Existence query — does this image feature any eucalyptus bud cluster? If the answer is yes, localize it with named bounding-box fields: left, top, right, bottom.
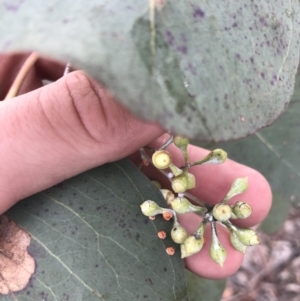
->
left=139, top=135, right=260, bottom=266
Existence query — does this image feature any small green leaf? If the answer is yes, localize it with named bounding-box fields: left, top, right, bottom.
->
left=4, top=160, right=188, bottom=301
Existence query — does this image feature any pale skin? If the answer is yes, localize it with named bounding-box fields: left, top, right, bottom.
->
left=0, top=53, right=272, bottom=279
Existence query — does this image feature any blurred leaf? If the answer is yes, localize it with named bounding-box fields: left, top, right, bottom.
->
left=186, top=270, right=226, bottom=301
left=0, top=1, right=300, bottom=141
left=3, top=160, right=188, bottom=301
left=260, top=193, right=291, bottom=234
left=199, top=70, right=300, bottom=232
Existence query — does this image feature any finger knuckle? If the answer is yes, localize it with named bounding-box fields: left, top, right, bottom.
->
left=62, top=71, right=110, bottom=144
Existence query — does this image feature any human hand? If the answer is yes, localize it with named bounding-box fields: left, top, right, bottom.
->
left=0, top=53, right=272, bottom=279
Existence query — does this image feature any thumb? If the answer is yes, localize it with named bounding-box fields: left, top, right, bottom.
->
left=0, top=70, right=163, bottom=213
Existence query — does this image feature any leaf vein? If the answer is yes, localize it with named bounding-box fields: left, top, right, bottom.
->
left=30, top=234, right=106, bottom=300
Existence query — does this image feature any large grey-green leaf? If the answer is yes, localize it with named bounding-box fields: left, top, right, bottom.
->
left=3, top=160, right=188, bottom=301
left=200, top=70, right=300, bottom=232
left=186, top=270, right=226, bottom=301
left=260, top=193, right=291, bottom=234
left=0, top=1, right=299, bottom=141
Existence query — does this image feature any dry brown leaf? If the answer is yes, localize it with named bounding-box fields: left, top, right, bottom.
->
left=0, top=215, right=35, bottom=295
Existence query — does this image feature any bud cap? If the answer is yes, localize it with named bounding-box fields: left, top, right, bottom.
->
left=152, top=150, right=172, bottom=169
left=232, top=201, right=252, bottom=219
left=212, top=203, right=232, bottom=222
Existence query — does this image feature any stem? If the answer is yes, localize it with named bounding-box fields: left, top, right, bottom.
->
left=4, top=52, right=39, bottom=100
left=139, top=148, right=150, bottom=166
left=194, top=215, right=208, bottom=238
left=159, top=135, right=174, bottom=150
left=210, top=220, right=218, bottom=238
left=181, top=147, right=189, bottom=165
left=169, top=163, right=183, bottom=176
left=144, top=146, right=155, bottom=153
left=181, top=192, right=208, bottom=208
left=63, top=62, right=71, bottom=76
left=222, top=220, right=238, bottom=232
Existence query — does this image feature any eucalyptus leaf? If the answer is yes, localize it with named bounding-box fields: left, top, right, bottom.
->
left=199, top=70, right=300, bottom=232
left=3, top=160, right=188, bottom=301
left=260, top=193, right=291, bottom=234
left=0, top=1, right=299, bottom=141
left=186, top=270, right=226, bottom=301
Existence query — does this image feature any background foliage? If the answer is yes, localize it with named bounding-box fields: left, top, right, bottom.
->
left=186, top=271, right=226, bottom=301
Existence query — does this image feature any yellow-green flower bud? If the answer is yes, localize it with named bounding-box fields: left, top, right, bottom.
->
left=169, top=197, right=189, bottom=213
left=235, top=228, right=259, bottom=246
left=171, top=177, right=187, bottom=193
left=159, top=189, right=175, bottom=204
left=223, top=177, right=248, bottom=203
left=171, top=172, right=196, bottom=193
left=171, top=220, right=188, bottom=244
left=151, top=180, right=161, bottom=189
left=180, top=222, right=205, bottom=258
left=152, top=150, right=172, bottom=169
left=232, top=201, right=252, bottom=219
left=192, top=149, right=227, bottom=166
left=212, top=203, right=232, bottom=222
left=169, top=197, right=206, bottom=214
left=229, top=230, right=247, bottom=253
left=140, top=200, right=164, bottom=217
left=180, top=235, right=204, bottom=258
left=173, top=135, right=189, bottom=148
left=173, top=135, right=189, bottom=162
left=186, top=172, right=196, bottom=189
left=210, top=226, right=227, bottom=267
